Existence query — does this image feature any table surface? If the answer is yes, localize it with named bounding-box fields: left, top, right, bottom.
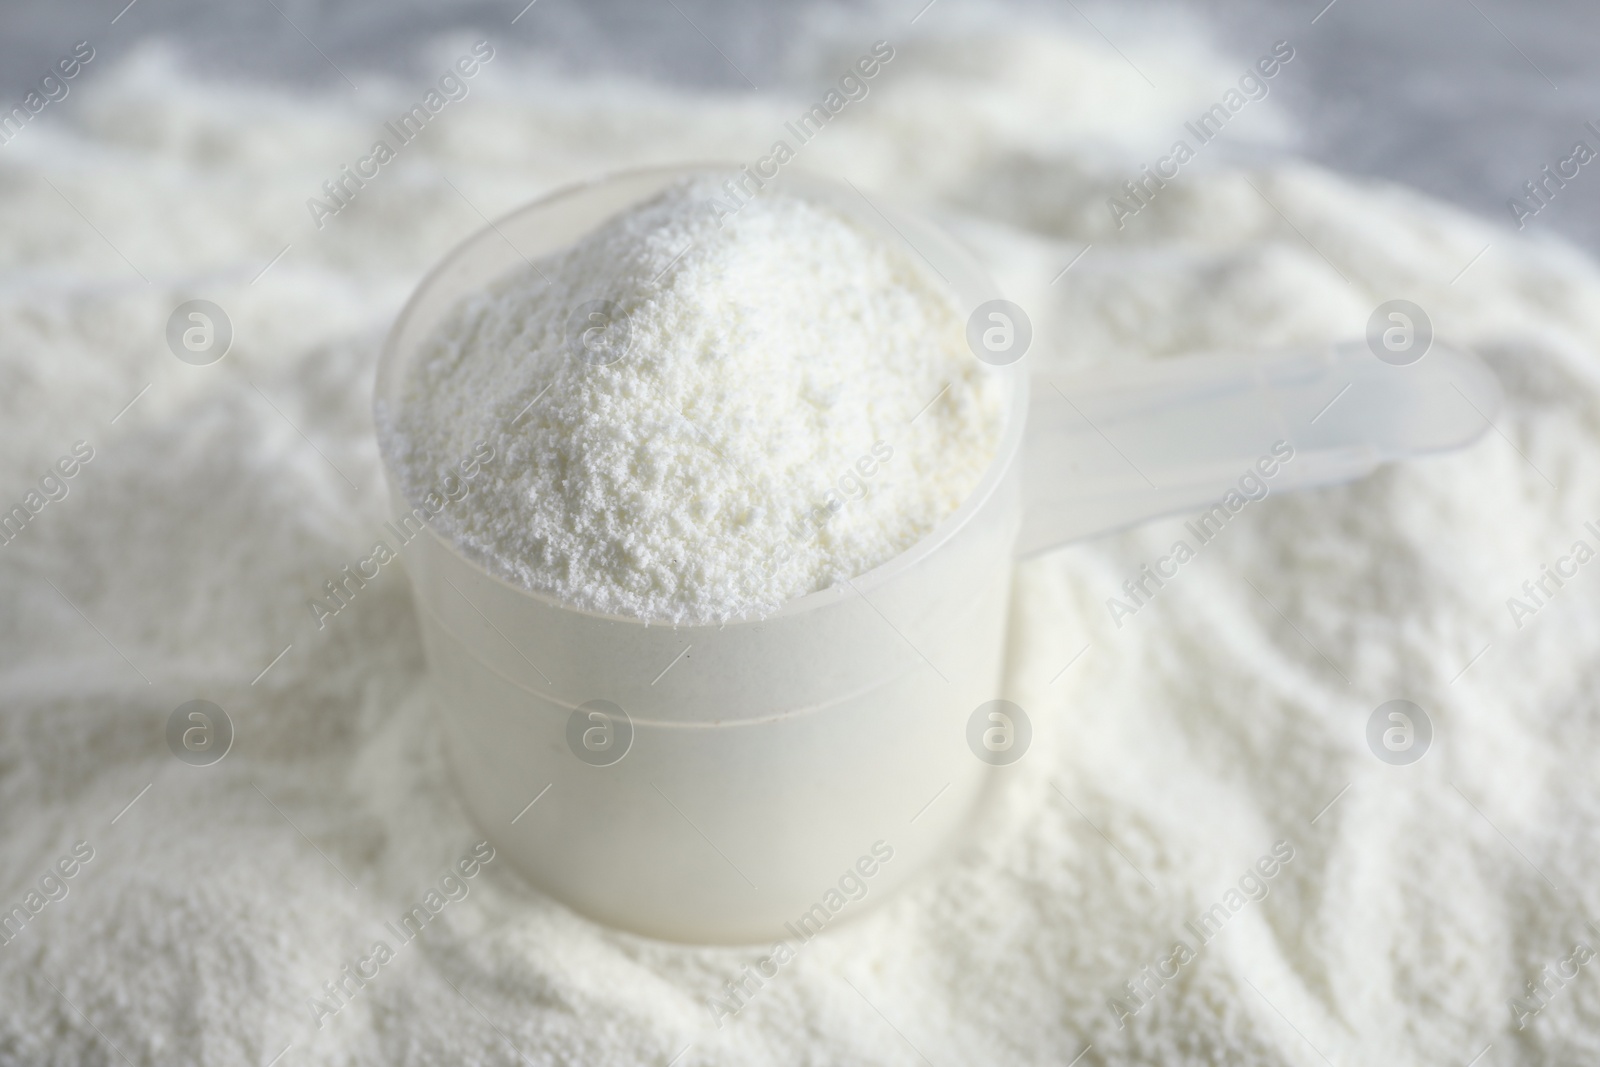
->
left=4, top=0, right=1597, bottom=251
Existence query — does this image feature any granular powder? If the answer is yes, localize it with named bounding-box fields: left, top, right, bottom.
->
left=4, top=13, right=1600, bottom=1067
left=383, top=175, right=1004, bottom=623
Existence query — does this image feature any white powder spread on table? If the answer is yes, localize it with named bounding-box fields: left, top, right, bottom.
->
left=383, top=176, right=1003, bottom=623
left=4, top=13, right=1600, bottom=1067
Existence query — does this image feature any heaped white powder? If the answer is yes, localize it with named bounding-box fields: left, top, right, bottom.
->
left=6, top=13, right=1600, bottom=1067
left=384, top=175, right=1003, bottom=623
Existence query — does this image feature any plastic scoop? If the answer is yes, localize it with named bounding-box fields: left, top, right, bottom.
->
left=1023, top=338, right=1501, bottom=551
left=375, top=165, right=1499, bottom=944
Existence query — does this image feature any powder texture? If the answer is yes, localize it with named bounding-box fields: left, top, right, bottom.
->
left=384, top=176, right=1003, bottom=623
left=3, top=14, right=1600, bottom=1067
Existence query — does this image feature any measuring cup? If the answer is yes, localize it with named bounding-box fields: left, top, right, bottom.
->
left=375, top=164, right=1500, bottom=944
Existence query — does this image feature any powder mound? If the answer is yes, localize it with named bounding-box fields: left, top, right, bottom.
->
left=384, top=175, right=1005, bottom=624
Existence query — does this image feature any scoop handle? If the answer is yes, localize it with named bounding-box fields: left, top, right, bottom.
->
left=1016, top=340, right=1502, bottom=556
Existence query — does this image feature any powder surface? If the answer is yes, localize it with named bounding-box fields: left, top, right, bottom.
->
left=384, top=176, right=1003, bottom=623
left=3, top=13, right=1600, bottom=1067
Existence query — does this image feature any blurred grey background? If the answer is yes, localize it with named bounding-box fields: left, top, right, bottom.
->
left=4, top=0, right=1598, bottom=251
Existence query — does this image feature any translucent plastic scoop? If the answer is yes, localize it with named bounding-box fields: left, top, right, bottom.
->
left=375, top=164, right=1499, bottom=943
left=1023, top=338, right=1501, bottom=551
